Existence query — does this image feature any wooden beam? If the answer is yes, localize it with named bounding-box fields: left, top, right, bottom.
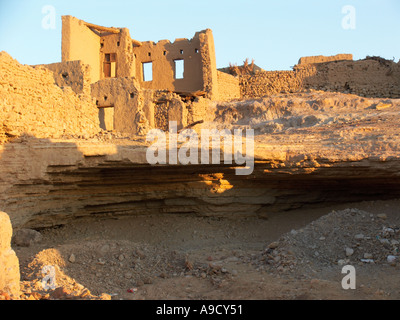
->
left=132, top=39, right=143, bottom=47
left=84, top=22, right=142, bottom=47
left=85, top=22, right=120, bottom=34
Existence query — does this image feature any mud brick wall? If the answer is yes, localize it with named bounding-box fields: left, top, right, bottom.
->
left=239, top=70, right=304, bottom=98
left=239, top=58, right=400, bottom=99
left=300, top=59, right=400, bottom=98
left=0, top=51, right=100, bottom=143
left=297, top=54, right=353, bottom=65
left=41, top=60, right=92, bottom=95
left=217, top=71, right=240, bottom=101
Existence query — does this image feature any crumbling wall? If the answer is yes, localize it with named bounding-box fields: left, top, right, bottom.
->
left=0, top=211, right=20, bottom=298
left=133, top=36, right=203, bottom=93
left=297, top=54, right=353, bottom=65
left=133, top=29, right=218, bottom=100
left=199, top=29, right=219, bottom=100
left=99, top=28, right=137, bottom=79
left=239, top=55, right=400, bottom=99
left=62, top=16, right=101, bottom=83
left=299, top=59, right=400, bottom=98
left=40, top=60, right=92, bottom=95
left=152, top=91, right=188, bottom=132
left=240, top=70, right=305, bottom=98
left=0, top=51, right=100, bottom=142
left=217, top=71, right=240, bottom=101
left=91, top=77, right=145, bottom=135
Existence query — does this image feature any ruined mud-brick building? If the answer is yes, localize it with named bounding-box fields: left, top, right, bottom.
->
left=39, top=16, right=400, bottom=138
left=42, top=16, right=240, bottom=136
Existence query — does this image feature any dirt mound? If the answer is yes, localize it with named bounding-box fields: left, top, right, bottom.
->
left=209, top=91, right=398, bottom=135
left=258, top=208, right=400, bottom=277
left=20, top=240, right=192, bottom=299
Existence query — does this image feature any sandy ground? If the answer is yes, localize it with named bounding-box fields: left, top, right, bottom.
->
left=12, top=198, right=400, bottom=300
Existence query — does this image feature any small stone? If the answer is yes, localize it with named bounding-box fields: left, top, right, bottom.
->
left=12, top=229, right=42, bottom=247
left=118, top=254, right=125, bottom=261
left=143, top=277, right=153, bottom=284
left=134, top=249, right=146, bottom=259
left=100, top=293, right=112, bottom=300
left=319, top=237, right=325, bottom=241
left=80, top=288, right=91, bottom=298
left=200, top=272, right=207, bottom=279
left=377, top=214, right=387, bottom=220
left=364, top=253, right=373, bottom=259
left=387, top=255, right=397, bottom=264
left=361, top=259, right=374, bottom=264
left=338, top=259, right=347, bottom=265
left=268, top=242, right=279, bottom=249
left=124, top=272, right=133, bottom=279
left=68, top=254, right=76, bottom=263
left=375, top=102, right=392, bottom=111
left=50, top=287, right=71, bottom=299
left=345, top=248, right=354, bottom=257
left=354, top=234, right=364, bottom=240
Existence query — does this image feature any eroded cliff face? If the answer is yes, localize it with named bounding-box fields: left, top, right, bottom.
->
left=2, top=50, right=400, bottom=230
left=2, top=128, right=400, bottom=229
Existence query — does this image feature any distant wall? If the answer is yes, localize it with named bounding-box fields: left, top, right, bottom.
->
left=239, top=56, right=400, bottom=99
left=0, top=51, right=100, bottom=142
left=297, top=54, right=353, bottom=65
left=299, top=59, right=400, bottom=98
left=217, top=71, right=240, bottom=101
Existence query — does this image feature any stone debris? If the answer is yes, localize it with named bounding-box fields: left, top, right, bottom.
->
left=345, top=248, right=354, bottom=257
left=256, top=208, right=400, bottom=277
left=18, top=240, right=190, bottom=300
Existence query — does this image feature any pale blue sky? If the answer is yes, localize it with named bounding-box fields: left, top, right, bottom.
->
left=0, top=0, right=399, bottom=70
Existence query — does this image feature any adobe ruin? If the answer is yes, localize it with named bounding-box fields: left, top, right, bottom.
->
left=2, top=15, right=400, bottom=299
left=43, top=16, right=241, bottom=135
left=37, top=16, right=400, bottom=139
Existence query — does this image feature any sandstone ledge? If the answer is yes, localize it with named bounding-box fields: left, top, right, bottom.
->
left=1, top=135, right=400, bottom=229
